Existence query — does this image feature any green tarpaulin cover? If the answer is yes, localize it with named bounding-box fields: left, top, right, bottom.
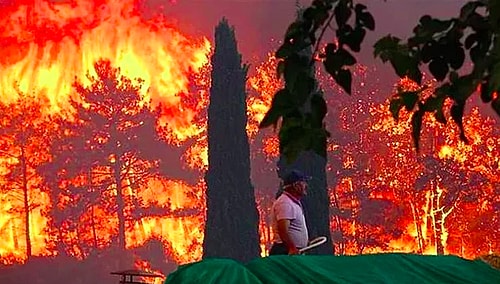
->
left=165, top=253, right=500, bottom=284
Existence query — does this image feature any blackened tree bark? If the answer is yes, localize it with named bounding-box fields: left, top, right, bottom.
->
left=276, top=8, right=333, bottom=255
left=203, top=18, right=260, bottom=262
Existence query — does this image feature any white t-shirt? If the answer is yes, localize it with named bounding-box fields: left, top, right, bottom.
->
left=271, top=192, right=309, bottom=248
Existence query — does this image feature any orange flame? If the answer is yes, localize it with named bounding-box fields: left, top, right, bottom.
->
left=0, top=0, right=210, bottom=265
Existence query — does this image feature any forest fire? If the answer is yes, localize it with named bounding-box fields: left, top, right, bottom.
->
left=0, top=0, right=210, bottom=266
left=0, top=0, right=499, bottom=282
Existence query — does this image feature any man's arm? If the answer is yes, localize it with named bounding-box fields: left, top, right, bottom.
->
left=276, top=219, right=299, bottom=255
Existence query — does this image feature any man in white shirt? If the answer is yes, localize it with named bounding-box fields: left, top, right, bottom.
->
left=269, top=169, right=311, bottom=255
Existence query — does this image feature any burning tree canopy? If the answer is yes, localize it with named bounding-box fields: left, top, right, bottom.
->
left=0, top=93, right=55, bottom=262
left=40, top=59, right=170, bottom=255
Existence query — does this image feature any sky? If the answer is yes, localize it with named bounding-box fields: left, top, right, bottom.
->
left=159, top=0, right=467, bottom=63
left=153, top=0, right=471, bottom=97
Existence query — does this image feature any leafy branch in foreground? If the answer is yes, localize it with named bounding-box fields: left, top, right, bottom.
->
left=375, top=0, right=500, bottom=150
left=260, top=0, right=500, bottom=164
left=259, top=0, right=375, bottom=163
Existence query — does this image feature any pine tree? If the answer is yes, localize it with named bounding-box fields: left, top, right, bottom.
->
left=203, top=18, right=260, bottom=262
left=41, top=60, right=167, bottom=253
left=0, top=93, right=54, bottom=261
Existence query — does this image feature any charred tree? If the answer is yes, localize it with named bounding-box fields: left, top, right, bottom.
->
left=0, top=94, right=53, bottom=261
left=276, top=8, right=333, bottom=255
left=203, top=18, right=260, bottom=262
left=40, top=60, right=167, bottom=253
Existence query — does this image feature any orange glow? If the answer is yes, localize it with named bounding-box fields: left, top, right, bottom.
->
left=0, top=0, right=209, bottom=265
left=247, top=54, right=283, bottom=138
left=0, top=1, right=498, bottom=276
left=0, top=0, right=211, bottom=143
left=134, top=259, right=165, bottom=284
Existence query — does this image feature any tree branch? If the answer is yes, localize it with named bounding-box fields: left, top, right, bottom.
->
left=311, top=9, right=336, bottom=64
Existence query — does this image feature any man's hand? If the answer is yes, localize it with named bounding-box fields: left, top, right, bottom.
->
left=288, top=246, right=300, bottom=255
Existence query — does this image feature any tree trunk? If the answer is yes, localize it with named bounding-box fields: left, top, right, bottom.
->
left=90, top=204, right=98, bottom=249
left=435, top=217, right=445, bottom=255
left=114, top=162, right=127, bottom=251
left=410, top=200, right=424, bottom=253
left=87, top=170, right=99, bottom=249
left=203, top=18, right=260, bottom=263
left=20, top=146, right=32, bottom=261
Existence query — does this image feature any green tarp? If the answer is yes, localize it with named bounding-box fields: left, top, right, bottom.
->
left=165, top=253, right=500, bottom=284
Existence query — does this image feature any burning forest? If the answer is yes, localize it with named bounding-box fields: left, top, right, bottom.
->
left=0, top=0, right=499, bottom=283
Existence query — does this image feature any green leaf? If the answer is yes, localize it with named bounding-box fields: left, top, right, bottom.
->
left=285, top=21, right=304, bottom=40
left=390, top=53, right=423, bottom=85
left=313, top=7, right=330, bottom=28
left=429, top=58, right=449, bottom=81
left=460, top=1, right=485, bottom=22
left=434, top=108, right=447, bottom=124
left=324, top=47, right=357, bottom=72
left=323, top=56, right=338, bottom=77
left=337, top=48, right=357, bottom=66
left=409, top=16, right=453, bottom=46
left=373, top=35, right=402, bottom=61
left=450, top=75, right=476, bottom=102
left=333, top=69, right=352, bottom=95
left=468, top=12, right=489, bottom=31
left=354, top=3, right=367, bottom=14
left=360, top=12, right=375, bottom=31
left=480, top=81, right=492, bottom=103
left=423, top=94, right=447, bottom=124
left=421, top=41, right=438, bottom=63
left=450, top=101, right=469, bottom=143
left=355, top=4, right=375, bottom=31
left=334, top=0, right=352, bottom=28
left=446, top=44, right=466, bottom=70
left=310, top=94, right=328, bottom=126
left=303, top=7, right=316, bottom=21
left=423, top=94, right=445, bottom=111
left=400, top=90, right=420, bottom=110
left=347, top=26, right=366, bottom=52
left=325, top=42, right=337, bottom=55
left=259, top=89, right=293, bottom=128
left=411, top=108, right=424, bottom=151
left=389, top=97, right=404, bottom=121
left=276, top=42, right=293, bottom=59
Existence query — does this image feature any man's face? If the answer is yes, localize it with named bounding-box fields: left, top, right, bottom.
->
left=294, top=181, right=308, bottom=197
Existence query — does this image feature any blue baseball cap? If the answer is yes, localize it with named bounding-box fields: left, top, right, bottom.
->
left=283, top=169, right=312, bottom=186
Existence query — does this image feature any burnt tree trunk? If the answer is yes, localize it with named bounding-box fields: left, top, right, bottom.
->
left=410, top=200, right=424, bottom=253
left=114, top=161, right=127, bottom=251
left=203, top=18, right=260, bottom=262
left=20, top=146, right=32, bottom=260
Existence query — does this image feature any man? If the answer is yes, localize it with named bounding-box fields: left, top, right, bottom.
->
left=269, top=169, right=310, bottom=255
